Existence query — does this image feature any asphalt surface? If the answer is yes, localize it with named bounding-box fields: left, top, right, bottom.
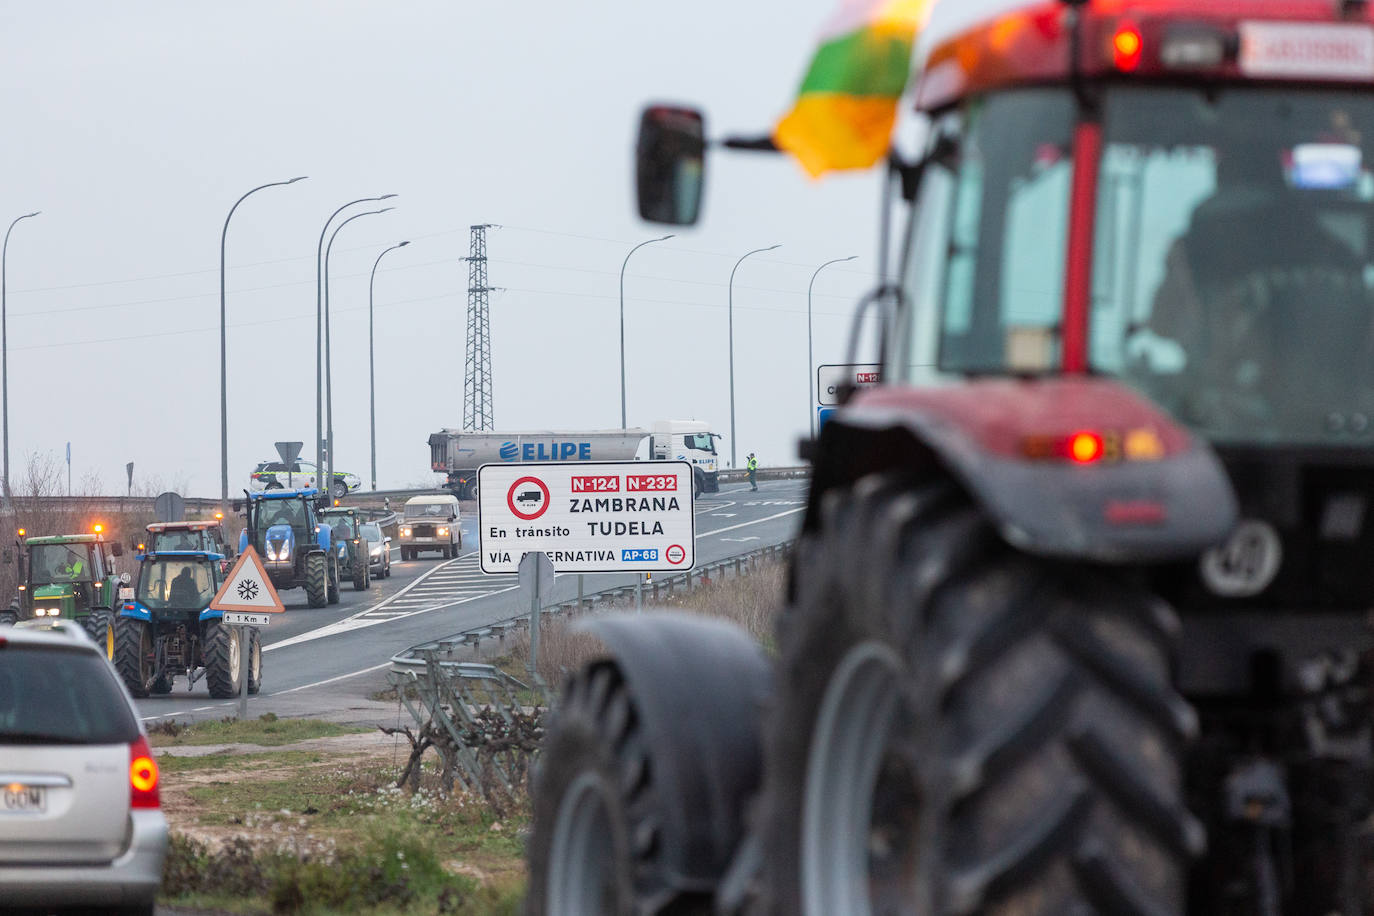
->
left=133, top=478, right=808, bottom=724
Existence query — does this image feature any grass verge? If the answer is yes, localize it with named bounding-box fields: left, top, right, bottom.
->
left=148, top=712, right=369, bottom=747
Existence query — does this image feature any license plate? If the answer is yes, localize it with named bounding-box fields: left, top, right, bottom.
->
left=2, top=784, right=45, bottom=813
left=1239, top=21, right=1374, bottom=80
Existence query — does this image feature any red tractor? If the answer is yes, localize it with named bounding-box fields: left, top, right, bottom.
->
left=527, top=1, right=1374, bottom=913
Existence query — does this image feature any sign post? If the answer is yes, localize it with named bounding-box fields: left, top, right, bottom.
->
left=208, top=546, right=285, bottom=718
left=518, top=551, right=555, bottom=680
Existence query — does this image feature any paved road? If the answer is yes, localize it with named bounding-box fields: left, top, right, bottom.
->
left=134, top=478, right=808, bottom=723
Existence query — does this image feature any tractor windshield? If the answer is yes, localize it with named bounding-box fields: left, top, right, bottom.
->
left=137, top=557, right=215, bottom=610
left=27, top=544, right=96, bottom=586
left=255, top=497, right=307, bottom=531
left=1091, top=87, right=1374, bottom=445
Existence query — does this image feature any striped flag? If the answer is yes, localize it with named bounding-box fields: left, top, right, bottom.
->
left=774, top=0, right=934, bottom=178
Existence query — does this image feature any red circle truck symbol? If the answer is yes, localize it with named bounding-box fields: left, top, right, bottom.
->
left=665, top=544, right=686, bottom=565
left=507, top=477, right=551, bottom=521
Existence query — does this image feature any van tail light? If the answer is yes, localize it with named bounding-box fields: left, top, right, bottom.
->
left=129, top=735, right=160, bottom=809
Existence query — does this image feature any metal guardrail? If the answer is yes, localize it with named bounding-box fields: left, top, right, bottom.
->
left=390, top=539, right=794, bottom=670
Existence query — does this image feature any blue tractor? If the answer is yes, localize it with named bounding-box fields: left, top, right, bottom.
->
left=239, top=488, right=339, bottom=608
left=114, top=550, right=260, bottom=699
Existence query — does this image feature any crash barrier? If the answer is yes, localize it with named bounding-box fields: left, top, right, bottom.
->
left=386, top=539, right=795, bottom=795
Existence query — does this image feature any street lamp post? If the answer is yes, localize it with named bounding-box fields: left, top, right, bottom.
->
left=728, top=244, right=780, bottom=469
left=368, top=241, right=409, bottom=490
left=808, top=256, right=858, bottom=438
left=323, top=207, right=394, bottom=497
left=619, top=234, right=674, bottom=429
left=220, top=177, right=307, bottom=504
left=315, top=195, right=395, bottom=475
left=2, top=211, right=39, bottom=504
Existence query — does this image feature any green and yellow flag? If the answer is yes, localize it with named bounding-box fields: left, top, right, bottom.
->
left=774, top=0, right=934, bottom=178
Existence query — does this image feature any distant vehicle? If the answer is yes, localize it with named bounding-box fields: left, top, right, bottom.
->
left=248, top=459, right=361, bottom=500
left=318, top=507, right=372, bottom=591
left=0, top=618, right=167, bottom=913
left=360, top=522, right=391, bottom=578
left=0, top=526, right=125, bottom=660
left=428, top=419, right=721, bottom=499
left=398, top=494, right=461, bottom=560
left=115, top=550, right=258, bottom=699
left=237, top=488, right=340, bottom=608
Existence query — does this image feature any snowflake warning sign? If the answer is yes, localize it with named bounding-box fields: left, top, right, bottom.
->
left=210, top=546, right=285, bottom=614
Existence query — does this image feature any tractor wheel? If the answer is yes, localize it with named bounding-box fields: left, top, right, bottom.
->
left=0, top=609, right=16, bottom=628
left=526, top=661, right=695, bottom=916
left=327, top=555, right=341, bottom=604
left=353, top=554, right=369, bottom=590
left=752, top=476, right=1202, bottom=916
left=304, top=553, right=328, bottom=608
left=247, top=627, right=262, bottom=695
left=401, top=547, right=411, bottom=562
left=114, top=617, right=156, bottom=699
left=83, top=610, right=113, bottom=660
left=204, top=621, right=243, bottom=699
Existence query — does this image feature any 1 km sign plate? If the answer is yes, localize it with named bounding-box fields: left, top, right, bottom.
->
left=478, top=461, right=695, bottom=574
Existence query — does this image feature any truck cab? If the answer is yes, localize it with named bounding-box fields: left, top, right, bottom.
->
left=648, top=419, right=720, bottom=495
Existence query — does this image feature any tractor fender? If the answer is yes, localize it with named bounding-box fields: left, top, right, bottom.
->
left=580, top=612, right=772, bottom=893
left=238, top=529, right=248, bottom=554
left=812, top=378, right=1238, bottom=563
left=119, top=602, right=151, bottom=623
left=198, top=608, right=223, bottom=623
left=315, top=522, right=333, bottom=551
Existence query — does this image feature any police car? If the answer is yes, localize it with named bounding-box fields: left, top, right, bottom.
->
left=249, top=459, right=361, bottom=500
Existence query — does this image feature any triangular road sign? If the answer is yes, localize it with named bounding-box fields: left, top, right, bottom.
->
left=210, top=546, right=285, bottom=614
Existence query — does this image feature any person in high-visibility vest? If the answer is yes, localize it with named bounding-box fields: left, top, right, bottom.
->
left=747, top=453, right=758, bottom=492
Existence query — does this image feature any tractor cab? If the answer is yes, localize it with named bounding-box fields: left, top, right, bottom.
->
left=2, top=527, right=125, bottom=657
left=131, top=552, right=223, bottom=620
left=142, top=519, right=232, bottom=562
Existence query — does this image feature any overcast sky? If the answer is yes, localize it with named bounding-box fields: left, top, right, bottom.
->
left=0, top=0, right=1006, bottom=495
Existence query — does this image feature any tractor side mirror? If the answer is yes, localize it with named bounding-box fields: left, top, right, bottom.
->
left=110, top=543, right=124, bottom=557
left=636, top=105, right=705, bottom=226
left=1, top=548, right=11, bottom=565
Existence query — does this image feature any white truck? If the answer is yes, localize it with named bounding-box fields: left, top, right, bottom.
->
left=428, top=420, right=721, bottom=499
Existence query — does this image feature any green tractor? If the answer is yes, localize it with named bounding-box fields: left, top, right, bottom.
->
left=318, top=506, right=371, bottom=591
left=0, top=527, right=126, bottom=658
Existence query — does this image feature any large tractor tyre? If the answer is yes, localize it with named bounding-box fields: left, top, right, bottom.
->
left=352, top=554, right=370, bottom=590
left=0, top=609, right=17, bottom=628
left=304, top=553, right=328, bottom=608
left=327, top=555, right=341, bottom=605
left=83, top=610, right=114, bottom=660
left=526, top=661, right=708, bottom=916
left=247, top=627, right=262, bottom=695
left=204, top=621, right=243, bottom=699
left=752, top=476, right=1203, bottom=916
left=114, top=617, right=156, bottom=699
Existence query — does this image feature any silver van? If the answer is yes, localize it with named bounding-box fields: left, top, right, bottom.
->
left=398, top=494, right=462, bottom=560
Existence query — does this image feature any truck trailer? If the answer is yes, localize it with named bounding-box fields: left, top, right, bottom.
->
left=428, top=419, right=720, bottom=499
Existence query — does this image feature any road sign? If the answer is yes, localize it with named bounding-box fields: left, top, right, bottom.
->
left=817, top=363, right=882, bottom=406
left=518, top=550, right=556, bottom=604
left=209, top=546, right=285, bottom=614
left=221, top=611, right=272, bottom=627
left=153, top=491, right=186, bottom=523
left=478, top=461, right=695, bottom=574
left=275, top=441, right=303, bottom=467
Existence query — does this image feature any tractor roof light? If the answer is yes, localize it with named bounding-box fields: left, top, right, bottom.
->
left=92, top=523, right=104, bottom=534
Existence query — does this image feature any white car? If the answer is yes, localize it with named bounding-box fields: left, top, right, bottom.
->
left=0, top=619, right=167, bottom=914
left=249, top=459, right=362, bottom=500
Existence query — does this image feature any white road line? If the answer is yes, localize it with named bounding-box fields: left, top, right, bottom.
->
left=697, top=507, right=806, bottom=537
left=141, top=704, right=225, bottom=722
left=270, top=662, right=393, bottom=695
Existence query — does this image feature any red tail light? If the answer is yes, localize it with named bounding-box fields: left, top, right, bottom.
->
left=1067, top=431, right=1106, bottom=464
left=129, top=735, right=159, bottom=809
left=1113, top=21, right=1143, bottom=72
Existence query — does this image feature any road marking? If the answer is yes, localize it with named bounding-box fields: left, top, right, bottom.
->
left=270, top=662, right=393, bottom=695
left=697, top=506, right=806, bottom=538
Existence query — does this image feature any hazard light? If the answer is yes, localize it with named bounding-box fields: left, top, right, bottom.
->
left=1112, top=22, right=1143, bottom=72
left=92, top=523, right=104, bottom=534
left=1020, top=428, right=1166, bottom=464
